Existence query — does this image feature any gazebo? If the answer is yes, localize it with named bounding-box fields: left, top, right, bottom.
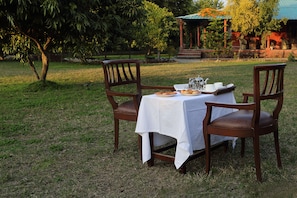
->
left=176, top=0, right=297, bottom=59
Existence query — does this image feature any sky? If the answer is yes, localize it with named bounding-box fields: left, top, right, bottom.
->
left=222, top=0, right=227, bottom=7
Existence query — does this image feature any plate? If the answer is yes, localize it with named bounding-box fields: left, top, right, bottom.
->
left=155, top=93, right=176, bottom=97
left=201, top=89, right=217, bottom=94
left=155, top=91, right=176, bottom=97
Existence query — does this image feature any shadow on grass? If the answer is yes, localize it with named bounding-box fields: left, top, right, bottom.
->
left=24, top=80, right=96, bottom=92
left=25, top=80, right=62, bottom=92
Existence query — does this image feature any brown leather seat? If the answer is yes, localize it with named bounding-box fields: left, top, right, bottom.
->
left=101, top=59, right=174, bottom=152
left=211, top=110, right=274, bottom=130
left=203, top=63, right=286, bottom=182
left=114, top=101, right=137, bottom=118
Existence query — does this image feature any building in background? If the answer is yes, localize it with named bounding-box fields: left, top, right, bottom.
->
left=176, top=0, right=297, bottom=59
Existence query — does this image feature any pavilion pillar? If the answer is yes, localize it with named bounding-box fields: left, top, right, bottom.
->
left=190, top=33, right=193, bottom=48
left=197, top=26, right=201, bottom=48
left=179, top=19, right=184, bottom=49
left=224, top=19, right=227, bottom=48
left=203, top=28, right=207, bottom=46
left=267, top=35, right=271, bottom=49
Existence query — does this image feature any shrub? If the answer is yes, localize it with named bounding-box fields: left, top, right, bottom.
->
left=288, top=52, right=295, bottom=62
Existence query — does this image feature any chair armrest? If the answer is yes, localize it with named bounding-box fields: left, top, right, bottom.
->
left=141, top=85, right=175, bottom=91
left=203, top=102, right=256, bottom=126
left=105, top=90, right=140, bottom=110
left=205, top=101, right=256, bottom=110
left=214, top=85, right=236, bottom=95
left=106, top=90, right=139, bottom=97
left=242, top=93, right=254, bottom=103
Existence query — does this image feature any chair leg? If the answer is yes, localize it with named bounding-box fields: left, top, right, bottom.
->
left=273, top=130, right=282, bottom=168
left=223, top=141, right=229, bottom=152
left=114, top=118, right=119, bottom=151
left=205, top=134, right=211, bottom=174
left=253, top=136, right=262, bottom=182
left=241, top=138, right=245, bottom=157
left=179, top=165, right=187, bottom=174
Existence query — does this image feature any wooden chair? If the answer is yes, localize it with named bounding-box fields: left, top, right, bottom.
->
left=203, top=63, right=286, bottom=182
left=101, top=59, right=174, bottom=152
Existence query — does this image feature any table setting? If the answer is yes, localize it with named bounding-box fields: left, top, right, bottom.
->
left=173, top=75, right=235, bottom=95
left=135, top=75, right=237, bottom=169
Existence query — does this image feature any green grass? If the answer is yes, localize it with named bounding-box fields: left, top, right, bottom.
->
left=1, top=59, right=297, bottom=197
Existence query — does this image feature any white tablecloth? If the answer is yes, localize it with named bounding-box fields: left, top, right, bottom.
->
left=135, top=92, right=237, bottom=169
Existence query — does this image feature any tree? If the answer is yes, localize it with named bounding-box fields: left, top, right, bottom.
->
left=192, top=0, right=224, bottom=12
left=225, top=0, right=286, bottom=48
left=203, top=19, right=231, bottom=59
left=0, top=0, right=145, bottom=81
left=138, top=1, right=178, bottom=60
left=101, top=0, right=146, bottom=55
left=149, top=0, right=193, bottom=16
left=225, top=0, right=260, bottom=36
left=0, top=29, right=9, bottom=60
left=198, top=7, right=226, bottom=17
left=199, top=8, right=231, bottom=59
left=0, top=0, right=102, bottom=81
left=255, top=0, right=286, bottom=48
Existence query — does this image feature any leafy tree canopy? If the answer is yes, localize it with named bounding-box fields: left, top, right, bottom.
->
left=148, top=0, right=193, bottom=16
left=225, top=0, right=285, bottom=36
left=193, top=0, right=224, bottom=12
left=198, top=7, right=226, bottom=17
left=0, top=0, right=145, bottom=81
left=136, top=1, right=177, bottom=58
left=103, top=0, right=146, bottom=53
left=203, top=19, right=231, bottom=58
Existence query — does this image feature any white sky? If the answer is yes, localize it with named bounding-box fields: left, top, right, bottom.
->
left=222, top=0, right=227, bottom=7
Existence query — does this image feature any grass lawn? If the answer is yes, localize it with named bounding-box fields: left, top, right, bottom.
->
left=1, top=59, right=297, bottom=197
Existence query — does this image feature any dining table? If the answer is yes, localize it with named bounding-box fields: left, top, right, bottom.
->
left=135, top=89, right=237, bottom=169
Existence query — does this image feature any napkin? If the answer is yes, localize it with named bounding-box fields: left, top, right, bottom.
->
left=215, top=84, right=236, bottom=95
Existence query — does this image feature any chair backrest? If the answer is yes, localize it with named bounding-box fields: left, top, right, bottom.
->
left=101, top=59, right=142, bottom=109
left=253, top=63, right=286, bottom=120
left=102, top=59, right=142, bottom=92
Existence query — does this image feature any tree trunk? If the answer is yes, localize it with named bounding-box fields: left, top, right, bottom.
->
left=28, top=36, right=51, bottom=81
left=157, top=50, right=160, bottom=61
left=27, top=56, right=40, bottom=80
left=0, top=48, right=3, bottom=60
left=40, top=51, right=49, bottom=81
left=19, top=33, right=51, bottom=81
